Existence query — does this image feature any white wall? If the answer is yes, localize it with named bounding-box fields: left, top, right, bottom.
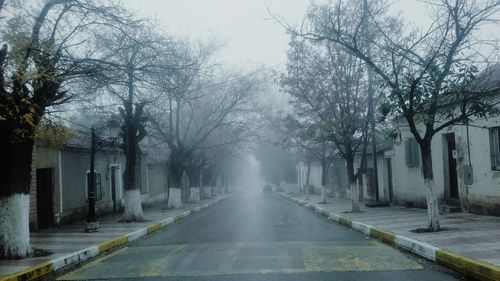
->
left=297, top=162, right=323, bottom=193
left=393, top=116, right=500, bottom=214
left=393, top=125, right=445, bottom=207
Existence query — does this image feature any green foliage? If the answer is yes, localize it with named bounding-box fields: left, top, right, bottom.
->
left=382, top=128, right=400, bottom=141
left=35, top=120, right=73, bottom=148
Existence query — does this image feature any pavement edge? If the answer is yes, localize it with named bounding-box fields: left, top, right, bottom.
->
left=0, top=196, right=228, bottom=281
left=277, top=191, right=500, bottom=281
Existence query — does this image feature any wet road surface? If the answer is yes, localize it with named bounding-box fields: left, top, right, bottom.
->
left=59, top=192, right=461, bottom=281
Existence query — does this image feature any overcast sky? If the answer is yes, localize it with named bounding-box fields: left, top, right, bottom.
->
left=121, top=0, right=498, bottom=69
left=121, top=0, right=309, bottom=69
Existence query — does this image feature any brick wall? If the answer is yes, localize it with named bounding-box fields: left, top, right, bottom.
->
left=29, top=145, right=38, bottom=231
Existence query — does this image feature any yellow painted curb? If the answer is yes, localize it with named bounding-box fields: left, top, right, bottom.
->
left=147, top=223, right=163, bottom=234
left=173, top=214, right=183, bottom=222
left=339, top=217, right=352, bottom=227
left=436, top=250, right=500, bottom=281
left=370, top=227, right=396, bottom=244
left=98, top=236, right=128, bottom=253
left=1, top=262, right=53, bottom=281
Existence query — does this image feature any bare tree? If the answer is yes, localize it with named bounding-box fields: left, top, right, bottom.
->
left=186, top=110, right=257, bottom=199
left=150, top=43, right=262, bottom=206
left=281, top=115, right=336, bottom=203
left=280, top=36, right=370, bottom=212
left=295, top=0, right=500, bottom=230
left=0, top=0, right=137, bottom=258
left=94, top=20, right=174, bottom=221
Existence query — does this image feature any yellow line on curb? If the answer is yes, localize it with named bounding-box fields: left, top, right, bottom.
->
left=173, top=214, right=183, bottom=222
left=147, top=223, right=164, bottom=234
left=339, top=217, right=352, bottom=227
left=370, top=227, right=396, bottom=244
left=98, top=236, right=128, bottom=253
left=436, top=249, right=500, bottom=281
left=0, top=262, right=53, bottom=281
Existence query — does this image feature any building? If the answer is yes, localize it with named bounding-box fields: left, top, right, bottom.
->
left=393, top=116, right=500, bottom=215
left=29, top=133, right=169, bottom=230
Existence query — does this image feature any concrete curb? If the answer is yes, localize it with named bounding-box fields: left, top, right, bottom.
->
left=0, top=196, right=228, bottom=281
left=278, top=192, right=500, bottom=281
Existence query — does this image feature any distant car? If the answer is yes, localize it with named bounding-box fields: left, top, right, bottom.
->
left=262, top=184, right=272, bottom=192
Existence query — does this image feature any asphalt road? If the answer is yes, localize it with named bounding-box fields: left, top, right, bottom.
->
left=59, top=192, right=462, bottom=281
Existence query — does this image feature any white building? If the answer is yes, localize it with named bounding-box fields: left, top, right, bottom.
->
left=393, top=116, right=500, bottom=215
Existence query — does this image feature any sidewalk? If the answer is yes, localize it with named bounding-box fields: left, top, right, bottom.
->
left=279, top=192, right=500, bottom=281
left=0, top=195, right=228, bottom=280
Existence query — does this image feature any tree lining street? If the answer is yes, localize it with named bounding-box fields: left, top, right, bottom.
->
left=58, top=193, right=460, bottom=281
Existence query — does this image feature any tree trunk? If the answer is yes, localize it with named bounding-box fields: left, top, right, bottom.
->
left=346, top=157, right=360, bottom=213
left=421, top=141, right=440, bottom=231
left=188, top=168, right=200, bottom=202
left=320, top=160, right=327, bottom=203
left=305, top=161, right=311, bottom=200
left=0, top=133, right=34, bottom=258
left=122, top=142, right=144, bottom=221
left=167, top=157, right=183, bottom=208
left=122, top=109, right=144, bottom=221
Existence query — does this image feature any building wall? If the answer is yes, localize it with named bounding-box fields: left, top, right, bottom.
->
left=34, top=142, right=172, bottom=226
left=146, top=163, right=168, bottom=204
left=393, top=116, right=500, bottom=214
left=297, top=162, right=322, bottom=193
left=361, top=151, right=395, bottom=203
left=393, top=126, right=444, bottom=208
left=380, top=150, right=396, bottom=203
left=329, top=157, right=348, bottom=197
left=35, top=146, right=126, bottom=224
left=457, top=118, right=500, bottom=215
left=298, top=159, right=350, bottom=196
left=60, top=149, right=120, bottom=222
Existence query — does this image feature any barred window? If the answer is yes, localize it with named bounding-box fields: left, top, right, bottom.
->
left=490, top=127, right=500, bottom=170
left=405, top=138, right=420, bottom=168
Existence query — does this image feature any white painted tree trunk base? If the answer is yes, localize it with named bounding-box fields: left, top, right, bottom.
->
left=0, top=194, right=32, bottom=258
left=320, top=185, right=327, bottom=203
left=350, top=183, right=360, bottom=212
left=122, top=190, right=144, bottom=222
left=215, top=186, right=223, bottom=196
left=168, top=188, right=182, bottom=209
left=426, top=180, right=441, bottom=231
left=202, top=186, right=211, bottom=199
left=189, top=187, right=200, bottom=202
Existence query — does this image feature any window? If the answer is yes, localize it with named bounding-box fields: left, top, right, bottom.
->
left=490, top=127, right=500, bottom=170
left=86, top=171, right=104, bottom=201
left=405, top=138, right=420, bottom=168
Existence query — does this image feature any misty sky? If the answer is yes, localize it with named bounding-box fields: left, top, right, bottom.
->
left=121, top=0, right=497, bottom=68
left=122, top=0, right=309, bottom=68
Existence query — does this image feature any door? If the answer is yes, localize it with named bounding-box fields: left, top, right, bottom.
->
left=446, top=134, right=459, bottom=201
left=36, top=168, right=54, bottom=229
left=386, top=158, right=394, bottom=203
